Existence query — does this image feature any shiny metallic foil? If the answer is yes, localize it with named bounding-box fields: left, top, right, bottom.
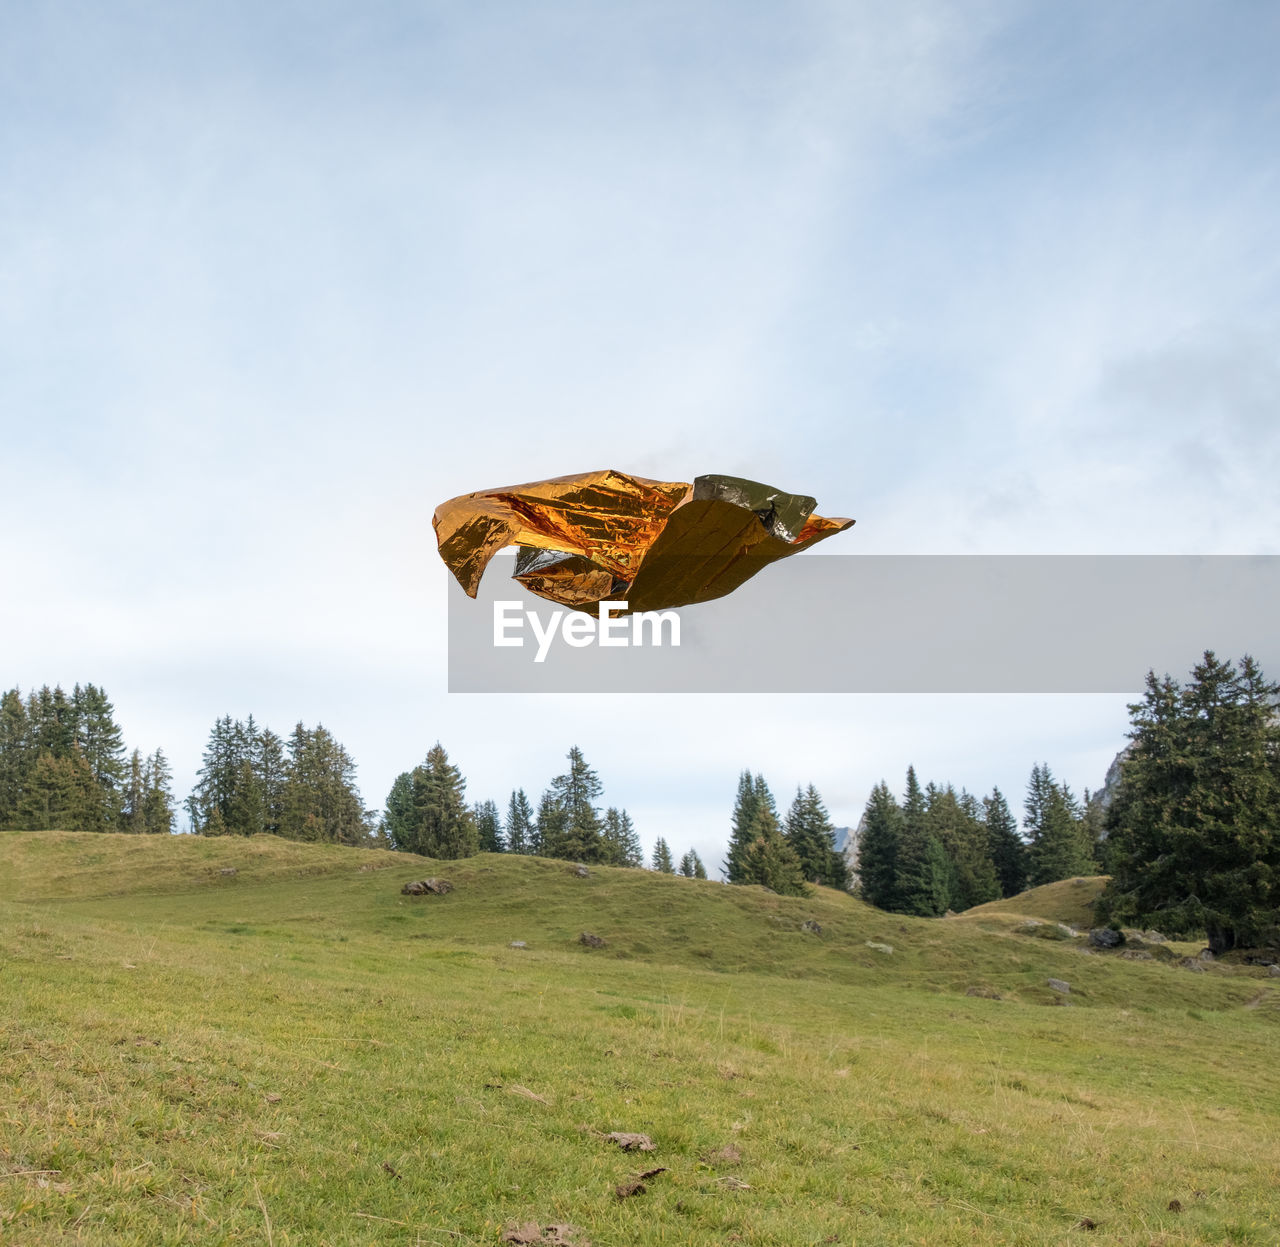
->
left=434, top=468, right=854, bottom=613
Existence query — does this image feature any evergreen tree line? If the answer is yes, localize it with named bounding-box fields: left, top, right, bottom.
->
left=1098, top=652, right=1280, bottom=954
left=186, top=715, right=371, bottom=845
left=856, top=763, right=1098, bottom=917
left=0, top=684, right=173, bottom=833
left=381, top=743, right=705, bottom=870
left=723, top=773, right=850, bottom=898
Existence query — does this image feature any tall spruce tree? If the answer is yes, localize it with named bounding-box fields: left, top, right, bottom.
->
left=1099, top=652, right=1280, bottom=953
left=542, top=746, right=604, bottom=862
left=602, top=807, right=643, bottom=866
left=925, top=785, right=999, bottom=911
left=473, top=799, right=503, bottom=853
left=855, top=781, right=903, bottom=910
left=983, top=787, right=1027, bottom=897
left=383, top=743, right=476, bottom=858
left=278, top=723, right=369, bottom=846
left=16, top=748, right=103, bottom=831
left=784, top=784, right=849, bottom=888
left=0, top=689, right=30, bottom=827
left=725, top=771, right=778, bottom=882
left=505, top=789, right=535, bottom=854
left=651, top=837, right=675, bottom=873
left=1025, top=763, right=1094, bottom=885
left=678, top=849, right=708, bottom=878
left=894, top=767, right=952, bottom=915
left=533, top=790, right=563, bottom=858
left=735, top=803, right=810, bottom=897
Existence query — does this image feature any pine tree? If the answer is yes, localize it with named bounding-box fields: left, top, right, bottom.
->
left=651, top=837, right=675, bottom=873
left=856, top=781, right=903, bottom=910
left=1025, top=763, right=1094, bottom=885
left=71, top=683, right=126, bottom=817
left=1100, top=652, right=1280, bottom=953
left=121, top=749, right=147, bottom=833
left=925, top=785, right=999, bottom=911
left=894, top=767, right=951, bottom=915
left=784, top=784, right=849, bottom=888
left=735, top=804, right=810, bottom=896
left=278, top=723, right=369, bottom=846
left=141, top=749, right=175, bottom=834
left=725, top=771, right=777, bottom=882
left=678, top=849, right=707, bottom=878
left=505, top=789, right=535, bottom=855
left=602, top=807, right=643, bottom=866
left=983, top=787, right=1027, bottom=897
left=0, top=689, right=30, bottom=828
left=16, top=748, right=104, bottom=831
left=545, top=746, right=604, bottom=862
left=474, top=799, right=503, bottom=853
left=382, top=743, right=476, bottom=858
left=533, top=790, right=563, bottom=858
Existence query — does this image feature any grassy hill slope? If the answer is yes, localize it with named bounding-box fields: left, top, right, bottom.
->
left=2, top=832, right=1278, bottom=1246
left=957, top=876, right=1109, bottom=929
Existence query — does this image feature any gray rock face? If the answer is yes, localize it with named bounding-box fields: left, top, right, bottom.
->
left=572, top=864, right=590, bottom=878
left=1088, top=927, right=1124, bottom=949
left=1047, top=978, right=1071, bottom=994
left=401, top=878, right=454, bottom=896
left=801, top=919, right=823, bottom=935
left=1269, top=964, right=1280, bottom=977
left=1142, top=930, right=1168, bottom=943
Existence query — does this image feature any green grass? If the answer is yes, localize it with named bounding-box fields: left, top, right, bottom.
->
left=957, top=876, right=1109, bottom=930
left=2, top=833, right=1279, bottom=1245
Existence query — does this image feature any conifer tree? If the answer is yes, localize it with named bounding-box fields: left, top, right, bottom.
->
left=735, top=804, right=809, bottom=896
left=678, top=849, right=707, bottom=878
left=652, top=837, right=675, bottom=873
left=383, top=743, right=476, bottom=858
left=505, top=789, right=535, bottom=855
left=894, top=767, right=951, bottom=915
left=983, top=787, right=1027, bottom=897
left=856, top=781, right=903, bottom=910
left=121, top=749, right=147, bottom=833
left=141, top=749, right=175, bottom=834
left=1025, top=763, right=1094, bottom=885
left=474, top=799, right=503, bottom=853
left=545, top=746, right=604, bottom=862
left=279, top=723, right=369, bottom=846
left=784, top=784, right=849, bottom=888
left=17, top=748, right=104, bottom=831
left=602, top=807, right=643, bottom=866
left=725, top=771, right=778, bottom=882
left=925, top=785, right=999, bottom=911
left=1100, top=652, right=1280, bottom=953
left=533, top=790, right=563, bottom=858
left=71, top=683, right=126, bottom=812
left=0, top=689, right=30, bottom=827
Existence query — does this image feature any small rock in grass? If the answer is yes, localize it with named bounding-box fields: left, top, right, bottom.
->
left=1047, top=978, right=1070, bottom=994
left=579, top=932, right=606, bottom=949
left=401, top=878, right=453, bottom=896
left=572, top=864, right=590, bottom=878
left=219, top=867, right=237, bottom=876
left=509, top=940, right=528, bottom=949
left=1088, top=928, right=1124, bottom=949
left=865, top=941, right=893, bottom=955
left=605, top=1131, right=655, bottom=1152
left=1167, top=1199, right=1183, bottom=1212
left=1269, top=965, right=1280, bottom=977
left=801, top=919, right=822, bottom=935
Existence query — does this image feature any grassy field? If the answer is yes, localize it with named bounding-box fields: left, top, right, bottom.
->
left=2, top=832, right=1278, bottom=1246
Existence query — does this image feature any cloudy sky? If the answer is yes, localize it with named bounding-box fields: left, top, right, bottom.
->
left=3, top=1, right=1278, bottom=866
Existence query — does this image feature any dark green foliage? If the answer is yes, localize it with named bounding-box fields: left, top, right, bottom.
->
left=505, top=789, right=535, bottom=855
left=533, top=790, right=563, bottom=858
left=278, top=723, right=370, bottom=846
left=602, top=807, right=643, bottom=867
left=1099, top=652, right=1280, bottom=954
left=15, top=747, right=105, bottom=831
left=383, top=743, right=477, bottom=858
left=856, top=781, right=903, bottom=910
left=1025, top=763, right=1095, bottom=886
left=473, top=799, right=503, bottom=853
left=725, top=771, right=778, bottom=883
left=734, top=804, right=810, bottom=897
left=784, top=784, right=850, bottom=889
left=926, top=785, right=1000, bottom=911
left=542, top=747, right=605, bottom=862
left=679, top=849, right=707, bottom=878
left=0, top=684, right=133, bottom=831
left=120, top=749, right=174, bottom=834
left=984, top=787, right=1027, bottom=898
left=651, top=837, right=675, bottom=873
